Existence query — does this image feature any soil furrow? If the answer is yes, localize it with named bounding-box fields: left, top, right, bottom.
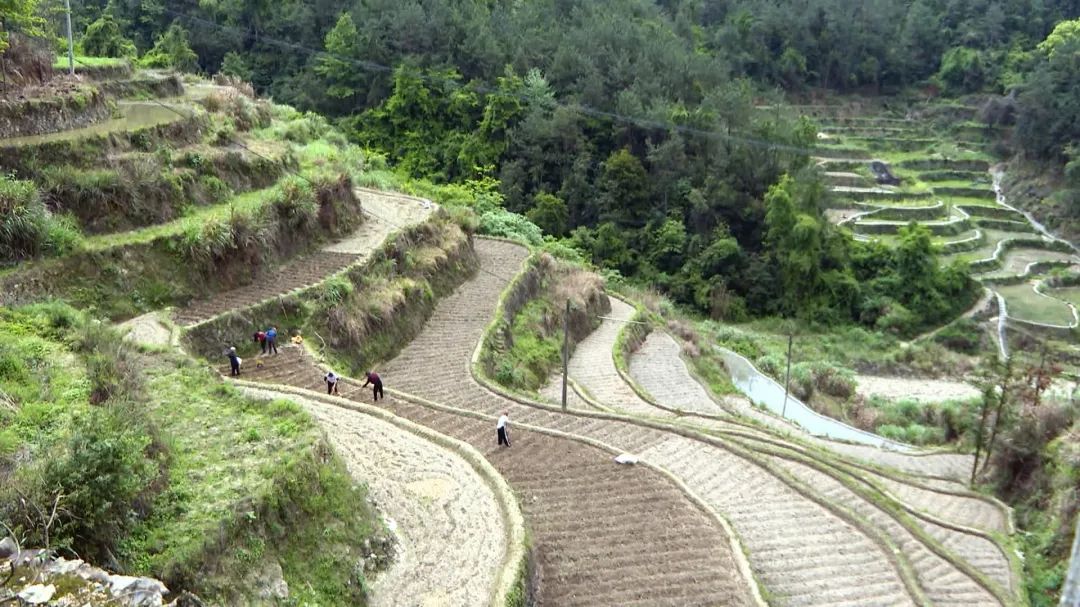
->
left=237, top=386, right=507, bottom=607
left=373, top=239, right=914, bottom=606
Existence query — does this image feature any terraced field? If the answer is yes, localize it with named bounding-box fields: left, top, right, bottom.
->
left=618, top=330, right=1016, bottom=600
left=227, top=240, right=759, bottom=606
left=358, top=241, right=1020, bottom=604
left=238, top=385, right=510, bottom=607
left=139, top=97, right=1031, bottom=602
left=811, top=102, right=1080, bottom=345
left=174, top=189, right=433, bottom=327
left=997, top=282, right=1077, bottom=327
left=0, top=101, right=189, bottom=147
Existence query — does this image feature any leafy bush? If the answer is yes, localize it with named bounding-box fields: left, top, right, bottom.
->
left=36, top=406, right=159, bottom=558
left=273, top=176, right=318, bottom=230
left=479, top=209, right=543, bottom=245
left=140, top=22, right=199, bottom=72
left=80, top=13, right=136, bottom=58
left=934, top=318, right=984, bottom=354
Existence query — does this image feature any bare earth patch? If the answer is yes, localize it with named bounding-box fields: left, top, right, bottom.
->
left=856, top=375, right=980, bottom=402
left=119, top=312, right=173, bottom=347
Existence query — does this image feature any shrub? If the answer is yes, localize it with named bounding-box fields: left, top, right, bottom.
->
left=273, top=176, right=319, bottom=230
left=479, top=209, right=543, bottom=245
left=140, top=22, right=199, bottom=72
left=35, top=407, right=158, bottom=559
left=935, top=318, right=983, bottom=354
left=80, top=13, right=137, bottom=58
left=0, top=174, right=82, bottom=262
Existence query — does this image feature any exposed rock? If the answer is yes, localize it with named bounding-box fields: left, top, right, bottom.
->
left=0, top=537, right=16, bottom=559
left=869, top=160, right=901, bottom=186
left=249, top=560, right=289, bottom=601
left=0, top=537, right=199, bottom=607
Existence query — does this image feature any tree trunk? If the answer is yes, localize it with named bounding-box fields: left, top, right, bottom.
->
left=980, top=359, right=1013, bottom=474
left=970, top=386, right=994, bottom=487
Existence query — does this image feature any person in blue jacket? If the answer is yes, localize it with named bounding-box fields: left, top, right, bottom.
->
left=265, top=326, right=278, bottom=355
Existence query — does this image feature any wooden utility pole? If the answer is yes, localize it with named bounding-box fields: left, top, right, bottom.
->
left=782, top=334, right=793, bottom=418
left=561, top=299, right=570, bottom=411
left=64, top=0, right=74, bottom=75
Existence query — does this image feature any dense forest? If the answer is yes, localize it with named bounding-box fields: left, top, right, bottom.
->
left=16, top=0, right=1080, bottom=331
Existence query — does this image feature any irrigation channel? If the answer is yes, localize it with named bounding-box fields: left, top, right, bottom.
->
left=716, top=347, right=915, bottom=451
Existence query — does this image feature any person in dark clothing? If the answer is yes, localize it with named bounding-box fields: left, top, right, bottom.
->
left=254, top=330, right=267, bottom=354
left=362, top=371, right=383, bottom=401
left=227, top=346, right=241, bottom=377
left=496, top=411, right=510, bottom=447
left=265, top=327, right=278, bottom=355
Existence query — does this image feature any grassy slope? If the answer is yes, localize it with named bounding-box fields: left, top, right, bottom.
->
left=0, top=304, right=385, bottom=605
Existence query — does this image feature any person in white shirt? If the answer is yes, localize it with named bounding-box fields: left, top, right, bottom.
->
left=324, top=371, right=339, bottom=395
left=496, top=411, right=511, bottom=447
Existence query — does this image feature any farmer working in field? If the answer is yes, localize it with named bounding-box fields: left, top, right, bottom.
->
left=226, top=346, right=241, bottom=377
left=362, top=370, right=383, bottom=401
left=496, top=411, right=511, bottom=447
left=265, top=326, right=279, bottom=355
left=253, top=329, right=267, bottom=354
left=324, top=370, right=339, bottom=395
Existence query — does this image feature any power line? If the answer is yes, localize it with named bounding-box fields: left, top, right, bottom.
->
left=156, top=5, right=816, bottom=156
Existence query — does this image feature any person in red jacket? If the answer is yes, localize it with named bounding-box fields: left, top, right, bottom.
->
left=362, top=371, right=383, bottom=402
left=253, top=330, right=267, bottom=354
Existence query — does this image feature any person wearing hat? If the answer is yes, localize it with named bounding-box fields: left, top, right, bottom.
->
left=226, top=346, right=241, bottom=377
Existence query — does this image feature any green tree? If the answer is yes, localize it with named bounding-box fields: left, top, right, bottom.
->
left=649, top=218, right=688, bottom=274
left=0, top=0, right=44, bottom=60
left=218, top=50, right=251, bottom=80
left=936, top=47, right=989, bottom=94
left=598, top=148, right=649, bottom=226
left=80, top=12, right=136, bottom=58
left=139, top=21, right=199, bottom=72
left=1037, top=18, right=1080, bottom=58
left=526, top=192, right=569, bottom=237
left=764, top=174, right=825, bottom=314
left=315, top=13, right=363, bottom=103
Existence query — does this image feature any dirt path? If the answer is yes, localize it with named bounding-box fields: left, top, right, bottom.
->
left=173, top=189, right=433, bottom=327
left=238, top=386, right=506, bottom=607
left=856, top=375, right=980, bottom=403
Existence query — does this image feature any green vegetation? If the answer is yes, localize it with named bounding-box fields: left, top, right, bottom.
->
left=481, top=254, right=606, bottom=392
left=51, top=54, right=127, bottom=69
left=679, top=312, right=988, bottom=447
left=0, top=303, right=385, bottom=604
left=183, top=213, right=478, bottom=374
left=998, top=283, right=1076, bottom=326
left=0, top=174, right=82, bottom=263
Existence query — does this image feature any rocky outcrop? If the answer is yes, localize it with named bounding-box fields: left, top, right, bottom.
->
left=0, top=537, right=202, bottom=607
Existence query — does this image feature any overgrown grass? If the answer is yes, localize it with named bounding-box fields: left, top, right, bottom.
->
left=0, top=175, right=83, bottom=263
left=482, top=255, right=607, bottom=392
left=53, top=55, right=128, bottom=69
left=998, top=283, right=1075, bottom=326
